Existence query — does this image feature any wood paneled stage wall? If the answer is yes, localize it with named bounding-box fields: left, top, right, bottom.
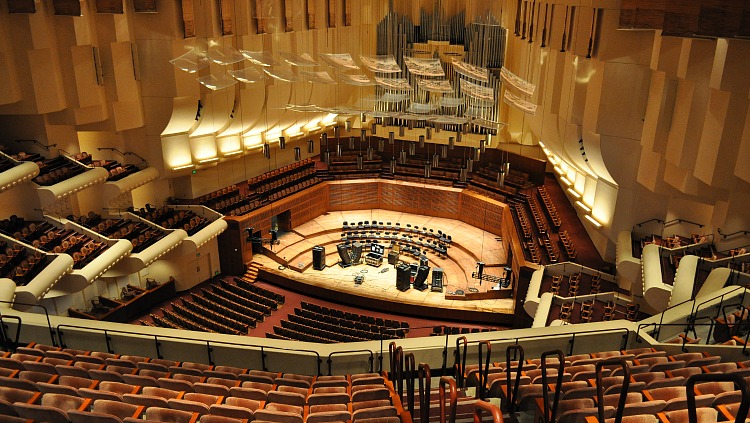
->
left=219, top=179, right=538, bottom=324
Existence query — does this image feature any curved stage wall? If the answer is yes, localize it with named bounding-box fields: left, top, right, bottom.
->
left=219, top=179, right=534, bottom=322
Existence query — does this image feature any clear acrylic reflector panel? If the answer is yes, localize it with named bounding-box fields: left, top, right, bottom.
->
left=300, top=70, right=337, bottom=84
left=228, top=67, right=266, bottom=84
left=319, top=53, right=360, bottom=70
left=337, top=73, right=374, bottom=86
left=207, top=45, right=246, bottom=65
left=263, top=67, right=299, bottom=82
left=197, top=73, right=237, bottom=90
left=241, top=51, right=281, bottom=67
left=374, top=77, right=412, bottom=91
left=279, top=52, right=319, bottom=67
left=441, top=96, right=464, bottom=108
left=418, top=78, right=454, bottom=93
left=453, top=59, right=490, bottom=82
left=170, top=49, right=210, bottom=73
left=360, top=55, right=401, bottom=73
left=403, top=57, right=445, bottom=77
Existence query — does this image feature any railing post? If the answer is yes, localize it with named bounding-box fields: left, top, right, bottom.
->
left=317, top=356, right=322, bottom=376
left=568, top=333, right=575, bottom=355
left=154, top=336, right=162, bottom=359
left=206, top=341, right=214, bottom=366
left=104, top=330, right=113, bottom=354
left=261, top=347, right=267, bottom=371
left=327, top=357, right=333, bottom=376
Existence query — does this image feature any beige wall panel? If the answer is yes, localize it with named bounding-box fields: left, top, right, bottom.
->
left=597, top=9, right=653, bottom=66
left=592, top=61, right=649, bottom=141
left=734, top=104, right=750, bottom=184
left=28, top=49, right=67, bottom=113
left=677, top=38, right=715, bottom=83
left=664, top=79, right=708, bottom=170
left=652, top=36, right=680, bottom=76
left=71, top=45, right=105, bottom=109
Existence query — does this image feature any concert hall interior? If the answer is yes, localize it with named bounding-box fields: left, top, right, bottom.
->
left=0, top=0, right=750, bottom=421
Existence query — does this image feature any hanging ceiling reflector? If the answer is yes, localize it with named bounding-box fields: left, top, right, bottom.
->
left=374, top=77, right=413, bottom=91
left=319, top=53, right=361, bottom=70
left=452, top=59, right=490, bottom=82
left=279, top=51, right=319, bottom=67
left=241, top=50, right=281, bottom=67
left=263, top=67, right=300, bottom=82
left=228, top=67, right=267, bottom=84
left=337, top=73, right=376, bottom=86
left=207, top=45, right=246, bottom=65
left=500, top=67, right=536, bottom=96
left=360, top=55, right=401, bottom=73
left=300, top=70, right=337, bottom=84
left=504, top=90, right=537, bottom=114
left=170, top=48, right=210, bottom=73
left=417, top=78, right=455, bottom=93
left=197, top=73, right=237, bottom=90
left=403, top=57, right=446, bottom=77
left=294, top=147, right=301, bottom=161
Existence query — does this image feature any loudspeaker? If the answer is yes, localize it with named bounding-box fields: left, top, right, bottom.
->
left=351, top=242, right=363, bottom=264
left=477, top=261, right=485, bottom=283
left=413, top=266, right=430, bottom=291
left=312, top=246, right=326, bottom=270
left=338, top=244, right=352, bottom=267
left=431, top=268, right=444, bottom=292
left=396, top=263, right=411, bottom=291
left=388, top=251, right=399, bottom=265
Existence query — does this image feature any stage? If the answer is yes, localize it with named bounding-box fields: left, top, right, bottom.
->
left=252, top=209, right=516, bottom=324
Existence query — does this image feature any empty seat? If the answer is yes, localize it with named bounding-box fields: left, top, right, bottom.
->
left=145, top=406, right=198, bottom=423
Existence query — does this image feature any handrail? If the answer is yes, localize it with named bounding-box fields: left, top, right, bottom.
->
left=634, top=218, right=664, bottom=228
left=472, top=401, right=504, bottom=423
left=405, top=353, right=416, bottom=417
left=476, top=340, right=491, bottom=400
left=439, top=376, right=457, bottom=423
left=378, top=325, right=439, bottom=374
left=663, top=218, right=704, bottom=229
left=636, top=322, right=721, bottom=352
left=689, top=285, right=749, bottom=333
left=0, top=315, right=22, bottom=352
left=0, top=300, right=58, bottom=347
left=453, top=336, right=467, bottom=389
left=327, top=349, right=373, bottom=375
left=418, top=363, right=431, bottom=423
left=456, top=327, right=630, bottom=356
left=505, top=345, right=524, bottom=414
left=718, top=228, right=750, bottom=239
left=394, top=346, right=404, bottom=401
left=686, top=373, right=750, bottom=423
left=597, top=358, right=629, bottom=423
left=540, top=349, right=564, bottom=423
left=56, top=324, right=322, bottom=374
left=389, top=341, right=398, bottom=379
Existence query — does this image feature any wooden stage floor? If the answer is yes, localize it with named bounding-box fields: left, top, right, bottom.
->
left=253, top=209, right=516, bottom=322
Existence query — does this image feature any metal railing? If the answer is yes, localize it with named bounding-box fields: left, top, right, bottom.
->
left=0, top=300, right=58, bottom=348
left=56, top=324, right=323, bottom=374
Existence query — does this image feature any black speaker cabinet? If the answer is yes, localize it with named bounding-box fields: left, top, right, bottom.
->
left=388, top=251, right=399, bottom=265
left=337, top=244, right=352, bottom=267
left=351, top=242, right=363, bottom=263
left=431, top=268, right=444, bottom=292
left=413, top=266, right=430, bottom=291
left=312, top=246, right=326, bottom=270
left=396, top=263, right=411, bottom=291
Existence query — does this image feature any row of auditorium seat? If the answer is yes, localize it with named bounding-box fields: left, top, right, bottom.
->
left=273, top=308, right=404, bottom=344
left=70, top=152, right=143, bottom=182
left=71, top=213, right=167, bottom=254
left=300, top=301, right=408, bottom=330
left=537, top=186, right=562, bottom=228
left=144, top=267, right=285, bottom=335
left=0, top=342, right=406, bottom=423
left=30, top=156, right=87, bottom=186
left=0, top=240, right=48, bottom=286
left=462, top=348, right=750, bottom=423
left=0, top=218, right=109, bottom=269
left=132, top=205, right=209, bottom=237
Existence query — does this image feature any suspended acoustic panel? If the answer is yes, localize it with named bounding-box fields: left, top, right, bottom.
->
left=696, top=0, right=743, bottom=38
left=619, top=0, right=665, bottom=30
left=96, top=0, right=123, bottom=13
left=662, top=0, right=701, bottom=36
left=133, top=0, right=157, bottom=12
left=53, top=0, right=82, bottom=16
left=307, top=0, right=316, bottom=29
left=7, top=0, right=36, bottom=13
